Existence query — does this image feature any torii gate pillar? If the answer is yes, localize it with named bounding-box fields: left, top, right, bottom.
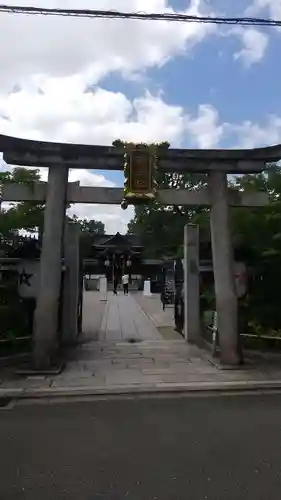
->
left=33, top=166, right=69, bottom=369
left=183, top=224, right=201, bottom=344
left=209, top=171, right=242, bottom=366
left=62, top=221, right=80, bottom=345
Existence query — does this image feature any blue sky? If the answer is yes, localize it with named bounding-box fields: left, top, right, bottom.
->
left=97, top=0, right=281, bottom=187
left=0, top=0, right=280, bottom=232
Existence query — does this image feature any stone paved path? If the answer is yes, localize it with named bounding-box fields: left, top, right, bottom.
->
left=99, top=293, right=162, bottom=342
left=133, top=292, right=175, bottom=328
left=133, top=292, right=182, bottom=340
left=3, top=339, right=281, bottom=397
left=3, top=293, right=281, bottom=397
left=82, top=291, right=106, bottom=341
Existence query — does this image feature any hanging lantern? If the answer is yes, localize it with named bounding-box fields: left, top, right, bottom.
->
left=126, top=259, right=132, bottom=268
left=104, top=258, right=110, bottom=267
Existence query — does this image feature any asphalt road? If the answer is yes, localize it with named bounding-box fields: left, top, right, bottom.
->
left=1, top=393, right=281, bottom=499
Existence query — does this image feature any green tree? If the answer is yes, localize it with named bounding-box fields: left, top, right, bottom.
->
left=127, top=170, right=209, bottom=257
left=0, top=167, right=44, bottom=236
left=127, top=165, right=281, bottom=260
left=71, top=215, right=105, bottom=257
left=0, top=168, right=106, bottom=241
left=229, top=165, right=281, bottom=260
left=73, top=217, right=105, bottom=235
left=226, top=165, right=281, bottom=332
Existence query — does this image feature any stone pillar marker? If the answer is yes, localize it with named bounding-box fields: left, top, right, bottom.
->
left=62, top=221, right=80, bottom=345
left=33, top=165, right=69, bottom=369
left=184, top=224, right=200, bottom=344
left=143, top=279, right=152, bottom=296
left=208, top=171, right=241, bottom=366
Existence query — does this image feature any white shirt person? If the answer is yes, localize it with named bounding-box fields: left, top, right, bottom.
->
left=122, top=274, right=129, bottom=294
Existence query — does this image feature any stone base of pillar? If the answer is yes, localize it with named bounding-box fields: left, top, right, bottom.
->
left=219, top=331, right=244, bottom=367
left=16, top=355, right=64, bottom=376
left=220, top=348, right=243, bottom=367
left=33, top=300, right=61, bottom=370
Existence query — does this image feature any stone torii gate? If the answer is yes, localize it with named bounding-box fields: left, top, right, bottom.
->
left=1, top=134, right=278, bottom=369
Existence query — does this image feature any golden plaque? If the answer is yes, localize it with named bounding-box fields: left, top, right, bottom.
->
left=112, top=140, right=170, bottom=209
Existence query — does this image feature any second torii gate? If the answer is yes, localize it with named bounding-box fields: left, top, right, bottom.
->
left=0, top=133, right=277, bottom=369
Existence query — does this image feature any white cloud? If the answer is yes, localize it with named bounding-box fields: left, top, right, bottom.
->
left=229, top=0, right=281, bottom=66
left=185, top=104, right=225, bottom=148
left=225, top=115, right=281, bottom=149
left=0, top=0, right=279, bottom=234
left=64, top=169, right=134, bottom=235
left=0, top=83, right=186, bottom=145
left=0, top=87, right=187, bottom=233
left=232, top=27, right=269, bottom=66
left=2, top=95, right=281, bottom=232
left=68, top=204, right=134, bottom=235
left=0, top=86, right=226, bottom=233
left=246, top=0, right=281, bottom=22
left=0, top=0, right=215, bottom=90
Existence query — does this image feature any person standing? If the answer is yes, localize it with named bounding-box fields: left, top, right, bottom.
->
left=113, top=275, right=119, bottom=295
left=122, top=273, right=129, bottom=295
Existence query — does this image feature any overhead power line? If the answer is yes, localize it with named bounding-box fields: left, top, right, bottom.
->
left=0, top=5, right=280, bottom=27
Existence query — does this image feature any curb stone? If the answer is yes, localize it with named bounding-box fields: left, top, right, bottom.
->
left=2, top=379, right=281, bottom=400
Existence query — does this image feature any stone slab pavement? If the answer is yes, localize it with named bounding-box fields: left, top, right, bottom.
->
left=99, top=293, right=162, bottom=342
left=81, top=290, right=106, bottom=342
left=133, top=292, right=175, bottom=328
left=2, top=292, right=281, bottom=399
left=2, top=339, right=281, bottom=399
left=133, top=292, right=182, bottom=340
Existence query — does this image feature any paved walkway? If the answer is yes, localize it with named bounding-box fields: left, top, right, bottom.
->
left=133, top=293, right=175, bottom=328
left=3, top=292, right=281, bottom=398
left=3, top=339, right=281, bottom=398
left=133, top=292, right=182, bottom=340
left=81, top=291, right=106, bottom=342
left=99, top=293, right=161, bottom=342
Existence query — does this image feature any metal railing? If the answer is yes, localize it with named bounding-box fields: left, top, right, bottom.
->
left=207, top=311, right=219, bottom=357
left=207, top=311, right=281, bottom=357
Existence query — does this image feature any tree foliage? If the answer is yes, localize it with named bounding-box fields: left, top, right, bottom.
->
left=0, top=167, right=45, bottom=236
left=228, top=166, right=281, bottom=332
left=128, top=164, right=281, bottom=332
left=72, top=217, right=105, bottom=235
left=229, top=165, right=281, bottom=261
left=127, top=170, right=209, bottom=257
left=128, top=165, right=281, bottom=257
left=0, top=168, right=106, bottom=243
left=71, top=215, right=105, bottom=256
